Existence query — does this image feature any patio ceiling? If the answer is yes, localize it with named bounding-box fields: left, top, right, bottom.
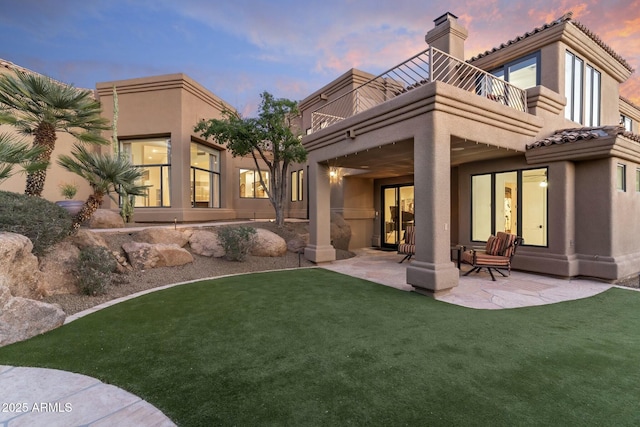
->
left=322, top=137, right=522, bottom=179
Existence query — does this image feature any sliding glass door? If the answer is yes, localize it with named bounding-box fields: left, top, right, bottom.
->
left=382, top=184, right=414, bottom=248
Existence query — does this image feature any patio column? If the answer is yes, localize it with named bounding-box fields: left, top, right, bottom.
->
left=407, top=115, right=459, bottom=296
left=305, top=162, right=336, bottom=263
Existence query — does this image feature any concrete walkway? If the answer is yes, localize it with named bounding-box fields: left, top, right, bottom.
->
left=0, top=365, right=175, bottom=427
left=2, top=246, right=626, bottom=426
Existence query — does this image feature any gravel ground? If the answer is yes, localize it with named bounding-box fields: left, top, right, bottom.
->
left=43, top=221, right=353, bottom=316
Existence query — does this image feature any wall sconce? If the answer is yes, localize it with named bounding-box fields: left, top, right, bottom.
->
left=329, top=167, right=339, bottom=183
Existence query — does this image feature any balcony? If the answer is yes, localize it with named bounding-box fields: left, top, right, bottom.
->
left=311, top=47, right=527, bottom=132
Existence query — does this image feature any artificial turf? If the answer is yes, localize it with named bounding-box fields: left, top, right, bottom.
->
left=1, top=269, right=640, bottom=426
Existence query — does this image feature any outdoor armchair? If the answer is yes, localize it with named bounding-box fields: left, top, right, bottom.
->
left=398, top=225, right=415, bottom=263
left=460, top=232, right=523, bottom=280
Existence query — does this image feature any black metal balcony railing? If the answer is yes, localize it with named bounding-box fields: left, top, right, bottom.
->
left=311, top=47, right=527, bottom=132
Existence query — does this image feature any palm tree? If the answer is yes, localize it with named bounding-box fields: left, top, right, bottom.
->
left=0, top=133, right=46, bottom=184
left=0, top=71, right=110, bottom=196
left=57, top=145, right=148, bottom=231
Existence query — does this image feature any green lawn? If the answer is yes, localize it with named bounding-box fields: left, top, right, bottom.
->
left=1, top=269, right=639, bottom=426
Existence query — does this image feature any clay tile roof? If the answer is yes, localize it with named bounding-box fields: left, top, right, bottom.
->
left=0, top=57, right=93, bottom=94
left=526, top=126, right=640, bottom=150
left=469, top=12, right=634, bottom=73
left=620, top=95, right=640, bottom=110
left=0, top=58, right=33, bottom=75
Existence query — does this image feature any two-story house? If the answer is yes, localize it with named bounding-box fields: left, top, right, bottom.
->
left=299, top=12, right=640, bottom=295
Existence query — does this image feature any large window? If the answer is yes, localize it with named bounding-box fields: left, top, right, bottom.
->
left=565, top=51, right=600, bottom=126
left=240, top=169, right=270, bottom=198
left=585, top=64, right=601, bottom=126
left=190, top=142, right=220, bottom=208
left=121, top=137, right=171, bottom=207
left=617, top=163, right=626, bottom=192
left=491, top=52, right=540, bottom=90
left=471, top=168, right=548, bottom=246
left=291, top=169, right=304, bottom=201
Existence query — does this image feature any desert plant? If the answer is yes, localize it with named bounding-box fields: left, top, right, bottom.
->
left=0, top=190, right=73, bottom=255
left=0, top=71, right=110, bottom=196
left=217, top=226, right=257, bottom=261
left=75, top=245, right=118, bottom=296
left=0, top=133, right=46, bottom=184
left=57, top=144, right=148, bottom=231
left=58, top=182, right=78, bottom=199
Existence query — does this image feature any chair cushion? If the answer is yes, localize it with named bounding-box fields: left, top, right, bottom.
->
left=496, top=232, right=517, bottom=257
left=461, top=250, right=510, bottom=267
left=473, top=253, right=511, bottom=267
left=485, top=235, right=501, bottom=255
left=398, top=243, right=415, bottom=255
left=461, top=250, right=475, bottom=264
left=403, top=226, right=416, bottom=245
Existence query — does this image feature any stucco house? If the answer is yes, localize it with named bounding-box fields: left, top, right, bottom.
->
left=94, top=74, right=307, bottom=223
left=299, top=12, right=640, bottom=295
left=0, top=68, right=307, bottom=223
left=1, top=11, right=639, bottom=296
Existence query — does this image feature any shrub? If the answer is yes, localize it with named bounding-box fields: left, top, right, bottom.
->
left=75, top=245, right=119, bottom=296
left=58, top=182, right=78, bottom=199
left=217, top=226, right=257, bottom=261
left=0, top=190, right=73, bottom=256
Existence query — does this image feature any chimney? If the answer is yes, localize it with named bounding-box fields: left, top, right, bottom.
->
left=425, top=12, right=468, bottom=60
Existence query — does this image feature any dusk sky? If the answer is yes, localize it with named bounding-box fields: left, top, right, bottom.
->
left=0, top=0, right=638, bottom=117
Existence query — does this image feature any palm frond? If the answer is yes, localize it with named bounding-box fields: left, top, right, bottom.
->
left=57, top=144, right=148, bottom=199
left=0, top=133, right=46, bottom=182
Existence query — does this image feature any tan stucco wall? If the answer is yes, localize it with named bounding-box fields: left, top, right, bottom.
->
left=96, top=73, right=281, bottom=223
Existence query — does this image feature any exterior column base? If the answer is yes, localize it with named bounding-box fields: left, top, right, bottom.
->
left=406, top=260, right=459, bottom=297
left=304, top=245, right=336, bottom=264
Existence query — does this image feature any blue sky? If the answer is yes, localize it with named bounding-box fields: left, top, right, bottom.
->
left=0, top=0, right=637, bottom=116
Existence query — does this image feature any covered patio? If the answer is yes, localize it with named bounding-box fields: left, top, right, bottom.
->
left=322, top=248, right=615, bottom=309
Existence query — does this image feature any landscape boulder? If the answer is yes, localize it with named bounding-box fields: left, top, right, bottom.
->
left=122, top=241, right=193, bottom=269
left=189, top=230, right=225, bottom=257
left=68, top=229, right=109, bottom=250
left=287, top=233, right=309, bottom=253
left=0, top=285, right=66, bottom=347
left=155, top=243, right=194, bottom=267
left=88, top=209, right=124, bottom=229
left=0, top=232, right=46, bottom=299
left=122, top=241, right=159, bottom=270
left=38, top=241, right=80, bottom=295
left=250, top=228, right=287, bottom=257
left=330, top=212, right=351, bottom=251
left=132, top=228, right=190, bottom=247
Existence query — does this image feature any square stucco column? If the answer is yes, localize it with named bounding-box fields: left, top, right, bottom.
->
left=305, top=162, right=336, bottom=263
left=406, top=119, right=459, bottom=296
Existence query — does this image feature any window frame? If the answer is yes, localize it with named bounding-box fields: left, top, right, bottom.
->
left=239, top=168, right=270, bottom=199
left=490, top=51, right=541, bottom=90
left=565, top=50, right=601, bottom=126
left=470, top=167, right=549, bottom=247
left=291, top=169, right=304, bottom=202
left=585, top=64, right=601, bottom=126
left=616, top=163, right=626, bottom=192
left=190, top=142, right=221, bottom=208
left=120, top=137, right=172, bottom=208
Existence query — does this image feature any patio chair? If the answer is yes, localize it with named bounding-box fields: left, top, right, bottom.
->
left=460, top=232, right=523, bottom=281
left=398, top=225, right=415, bottom=263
